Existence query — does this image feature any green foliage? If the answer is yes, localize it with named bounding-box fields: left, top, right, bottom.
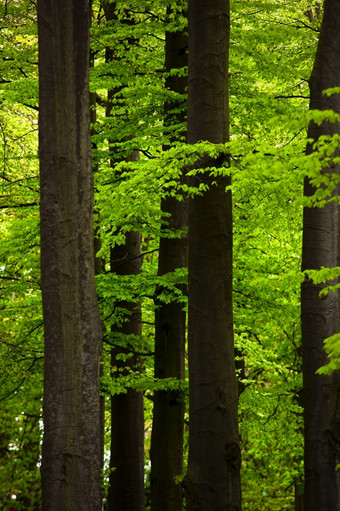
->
left=228, top=0, right=318, bottom=506
left=0, top=4, right=42, bottom=506
left=316, top=333, right=340, bottom=374
left=1, top=0, right=337, bottom=508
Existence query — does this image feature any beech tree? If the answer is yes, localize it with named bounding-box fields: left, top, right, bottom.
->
left=184, top=1, right=241, bottom=509
left=101, top=5, right=145, bottom=510
left=107, top=229, right=145, bottom=511
left=302, top=0, right=340, bottom=509
left=150, top=6, right=188, bottom=510
left=37, top=1, right=102, bottom=509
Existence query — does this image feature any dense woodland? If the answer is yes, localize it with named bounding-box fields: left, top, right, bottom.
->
left=1, top=0, right=340, bottom=509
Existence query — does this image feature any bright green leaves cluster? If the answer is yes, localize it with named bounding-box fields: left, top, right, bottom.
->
left=230, top=0, right=318, bottom=142
left=0, top=4, right=42, bottom=507
left=316, top=332, right=340, bottom=374
left=228, top=0, right=319, bottom=506
left=0, top=0, right=38, bottom=109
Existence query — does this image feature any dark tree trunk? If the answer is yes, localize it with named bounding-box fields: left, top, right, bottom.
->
left=38, top=1, right=102, bottom=510
left=295, top=480, right=304, bottom=511
left=107, top=233, right=145, bottom=511
left=184, top=1, right=241, bottom=510
left=150, top=9, right=188, bottom=511
left=302, top=1, right=340, bottom=510
left=103, top=6, right=145, bottom=509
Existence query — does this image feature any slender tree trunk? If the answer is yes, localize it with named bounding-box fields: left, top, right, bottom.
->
left=107, top=231, right=145, bottom=511
left=302, top=2, right=340, bottom=510
left=150, top=9, right=188, bottom=511
left=102, top=6, right=145, bottom=509
left=184, top=2, right=241, bottom=510
left=38, top=1, right=102, bottom=510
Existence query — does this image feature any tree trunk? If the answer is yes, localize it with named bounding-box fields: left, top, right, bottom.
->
left=302, top=1, right=340, bottom=510
left=150, top=10, right=188, bottom=511
left=107, top=233, right=145, bottom=511
left=184, top=1, right=241, bottom=510
left=102, top=6, right=145, bottom=509
left=38, top=1, right=102, bottom=510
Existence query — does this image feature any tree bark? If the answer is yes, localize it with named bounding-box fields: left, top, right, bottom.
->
left=107, top=233, right=145, bottom=511
left=38, top=1, right=102, bottom=510
left=150, top=9, right=188, bottom=511
left=102, top=6, right=145, bottom=509
left=185, top=1, right=241, bottom=510
left=302, top=1, right=340, bottom=510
